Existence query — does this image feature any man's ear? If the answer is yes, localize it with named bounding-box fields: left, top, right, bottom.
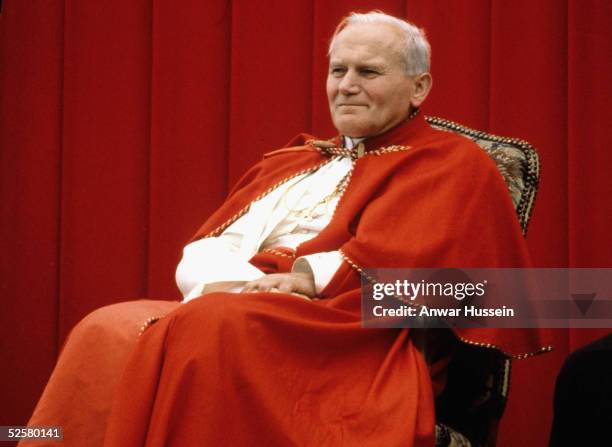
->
left=410, top=73, right=433, bottom=108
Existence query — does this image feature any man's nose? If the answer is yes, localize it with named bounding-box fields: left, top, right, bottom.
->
left=338, top=71, right=360, bottom=95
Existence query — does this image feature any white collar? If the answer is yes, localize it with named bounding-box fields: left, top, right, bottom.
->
left=343, top=136, right=366, bottom=149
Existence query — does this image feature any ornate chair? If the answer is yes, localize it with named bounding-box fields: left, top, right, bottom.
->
left=424, top=116, right=540, bottom=447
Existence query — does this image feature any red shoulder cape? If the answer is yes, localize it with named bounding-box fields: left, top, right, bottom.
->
left=191, top=113, right=550, bottom=359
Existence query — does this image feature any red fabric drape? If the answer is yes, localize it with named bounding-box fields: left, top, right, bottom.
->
left=1, top=1, right=611, bottom=446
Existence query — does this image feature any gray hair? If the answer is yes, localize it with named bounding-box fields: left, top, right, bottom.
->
left=328, top=11, right=431, bottom=76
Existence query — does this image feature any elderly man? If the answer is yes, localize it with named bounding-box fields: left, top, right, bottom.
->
left=26, top=11, right=545, bottom=447
left=173, top=12, right=433, bottom=302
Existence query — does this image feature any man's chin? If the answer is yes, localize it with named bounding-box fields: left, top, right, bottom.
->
left=333, top=120, right=372, bottom=138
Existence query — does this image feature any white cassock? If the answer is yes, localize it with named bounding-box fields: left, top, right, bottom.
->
left=176, top=138, right=364, bottom=301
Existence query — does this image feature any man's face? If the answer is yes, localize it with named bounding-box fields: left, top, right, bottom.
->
left=327, top=22, right=418, bottom=138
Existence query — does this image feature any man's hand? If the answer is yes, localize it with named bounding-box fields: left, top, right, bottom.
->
left=241, top=272, right=316, bottom=299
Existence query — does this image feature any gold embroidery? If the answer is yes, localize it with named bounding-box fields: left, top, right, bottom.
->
left=138, top=315, right=163, bottom=337
left=312, top=144, right=411, bottom=159
left=262, top=248, right=296, bottom=259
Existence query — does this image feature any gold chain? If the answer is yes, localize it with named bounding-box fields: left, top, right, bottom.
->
left=281, top=161, right=352, bottom=221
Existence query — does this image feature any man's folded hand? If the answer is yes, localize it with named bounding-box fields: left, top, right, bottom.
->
left=241, top=272, right=316, bottom=299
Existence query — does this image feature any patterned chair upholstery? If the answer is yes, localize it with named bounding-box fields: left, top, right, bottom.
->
left=424, top=116, right=541, bottom=447
left=427, top=116, right=540, bottom=236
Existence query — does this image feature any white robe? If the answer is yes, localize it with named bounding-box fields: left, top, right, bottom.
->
left=176, top=143, right=365, bottom=301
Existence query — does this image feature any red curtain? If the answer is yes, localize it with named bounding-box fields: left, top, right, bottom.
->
left=1, top=1, right=610, bottom=445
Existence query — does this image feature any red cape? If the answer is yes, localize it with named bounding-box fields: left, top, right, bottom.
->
left=192, top=113, right=549, bottom=359
left=104, top=114, right=550, bottom=446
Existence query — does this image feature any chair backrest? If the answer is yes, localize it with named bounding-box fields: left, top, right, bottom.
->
left=425, top=116, right=541, bottom=446
left=426, top=116, right=540, bottom=236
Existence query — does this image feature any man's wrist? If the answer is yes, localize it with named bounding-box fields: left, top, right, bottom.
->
left=292, top=251, right=343, bottom=294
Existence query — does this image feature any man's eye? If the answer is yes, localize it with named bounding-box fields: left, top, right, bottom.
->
left=330, top=68, right=346, bottom=76
left=361, top=69, right=379, bottom=77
